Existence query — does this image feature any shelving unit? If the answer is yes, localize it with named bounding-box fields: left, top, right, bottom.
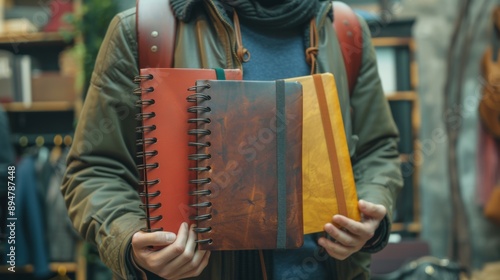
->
left=0, top=262, right=77, bottom=273
left=0, top=1, right=84, bottom=280
left=2, top=101, right=75, bottom=112
left=391, top=222, right=421, bottom=233
left=373, top=37, right=421, bottom=236
left=372, top=37, right=413, bottom=47
left=0, top=32, right=70, bottom=44
left=0, top=30, right=77, bottom=146
left=0, top=241, right=86, bottom=280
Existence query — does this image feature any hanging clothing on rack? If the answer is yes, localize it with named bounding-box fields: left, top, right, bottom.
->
left=44, top=146, right=81, bottom=262
left=14, top=153, right=51, bottom=278
left=0, top=107, right=15, bottom=264
left=3, top=143, right=80, bottom=277
left=0, top=107, right=15, bottom=194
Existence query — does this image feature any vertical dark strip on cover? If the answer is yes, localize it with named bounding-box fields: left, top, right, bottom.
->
left=276, top=80, right=286, bottom=249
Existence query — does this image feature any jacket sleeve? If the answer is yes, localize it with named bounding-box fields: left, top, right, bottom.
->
left=350, top=16, right=403, bottom=253
left=61, top=9, right=144, bottom=278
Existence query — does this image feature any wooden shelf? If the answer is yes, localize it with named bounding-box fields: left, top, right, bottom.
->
left=0, top=262, right=78, bottom=273
left=392, top=222, right=421, bottom=233
left=0, top=32, right=70, bottom=45
left=386, top=91, right=417, bottom=101
left=372, top=37, right=413, bottom=47
left=2, top=101, right=75, bottom=112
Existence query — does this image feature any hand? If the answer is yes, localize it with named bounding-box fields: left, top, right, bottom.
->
left=131, top=222, right=211, bottom=279
left=318, top=200, right=387, bottom=260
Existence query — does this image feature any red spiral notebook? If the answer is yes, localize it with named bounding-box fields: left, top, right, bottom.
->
left=134, top=68, right=242, bottom=234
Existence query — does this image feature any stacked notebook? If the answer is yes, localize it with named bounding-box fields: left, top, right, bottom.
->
left=187, top=79, right=304, bottom=250
left=135, top=69, right=360, bottom=250
left=286, top=74, right=360, bottom=234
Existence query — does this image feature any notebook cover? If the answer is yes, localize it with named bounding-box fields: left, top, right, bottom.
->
left=286, top=73, right=361, bottom=234
left=136, top=68, right=242, bottom=234
left=189, top=79, right=304, bottom=250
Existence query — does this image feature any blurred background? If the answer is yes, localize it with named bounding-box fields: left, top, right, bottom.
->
left=0, top=0, right=499, bottom=279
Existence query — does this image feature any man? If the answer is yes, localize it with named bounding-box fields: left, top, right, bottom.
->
left=62, top=0, right=402, bottom=279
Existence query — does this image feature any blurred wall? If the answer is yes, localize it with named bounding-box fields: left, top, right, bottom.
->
left=413, top=0, right=500, bottom=270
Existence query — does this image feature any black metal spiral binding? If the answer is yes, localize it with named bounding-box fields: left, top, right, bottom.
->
left=187, top=118, right=211, bottom=124
left=134, top=73, right=162, bottom=233
left=190, top=202, right=212, bottom=207
left=133, top=86, right=154, bottom=96
left=134, top=74, right=154, bottom=84
left=188, top=154, right=211, bottom=161
left=188, top=129, right=211, bottom=136
left=136, top=99, right=155, bottom=106
left=136, top=138, right=157, bottom=146
left=187, top=106, right=212, bottom=113
left=137, top=150, right=158, bottom=157
left=136, top=112, right=156, bottom=120
left=187, top=83, right=214, bottom=243
left=186, top=93, right=212, bottom=102
left=189, top=189, right=212, bottom=196
left=139, top=190, right=160, bottom=196
left=189, top=178, right=212, bottom=184
left=139, top=202, right=162, bottom=209
left=137, top=163, right=159, bottom=170
left=135, top=125, right=157, bottom=133
left=189, top=166, right=211, bottom=172
left=188, top=141, right=211, bottom=147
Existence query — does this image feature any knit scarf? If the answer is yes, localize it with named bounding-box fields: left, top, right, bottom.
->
left=170, top=0, right=321, bottom=30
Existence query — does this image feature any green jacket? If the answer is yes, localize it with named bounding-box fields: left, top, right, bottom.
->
left=62, top=1, right=402, bottom=279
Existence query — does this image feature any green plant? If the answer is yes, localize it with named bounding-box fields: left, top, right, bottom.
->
left=63, top=0, right=119, bottom=100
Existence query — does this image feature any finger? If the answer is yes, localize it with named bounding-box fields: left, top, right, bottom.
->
left=331, top=215, right=364, bottom=237
left=332, top=214, right=377, bottom=241
left=130, top=228, right=180, bottom=274
left=317, top=236, right=352, bottom=260
left=160, top=225, right=210, bottom=279
left=134, top=223, right=195, bottom=278
left=185, top=223, right=199, bottom=253
left=324, top=223, right=358, bottom=248
left=153, top=222, right=190, bottom=264
left=163, top=224, right=198, bottom=269
left=184, top=250, right=212, bottom=278
left=359, top=200, right=387, bottom=220
left=193, top=250, right=212, bottom=276
left=131, top=230, right=177, bottom=249
left=167, top=250, right=212, bottom=279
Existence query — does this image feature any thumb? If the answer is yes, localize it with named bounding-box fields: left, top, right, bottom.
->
left=132, top=231, right=177, bottom=248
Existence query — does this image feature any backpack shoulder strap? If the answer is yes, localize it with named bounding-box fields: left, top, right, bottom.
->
left=136, top=0, right=176, bottom=69
left=332, top=1, right=363, bottom=95
left=135, top=0, right=362, bottom=89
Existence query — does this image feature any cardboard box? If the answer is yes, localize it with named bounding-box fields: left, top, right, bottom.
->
left=31, top=72, right=75, bottom=102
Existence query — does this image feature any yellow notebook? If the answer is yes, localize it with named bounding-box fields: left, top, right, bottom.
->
left=286, top=73, right=361, bottom=234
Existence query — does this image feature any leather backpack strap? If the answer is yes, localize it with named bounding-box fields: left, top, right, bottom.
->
left=136, top=0, right=176, bottom=69
left=135, top=0, right=361, bottom=89
left=332, top=1, right=362, bottom=95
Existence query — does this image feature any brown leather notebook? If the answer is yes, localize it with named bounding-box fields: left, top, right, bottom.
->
left=134, top=68, right=241, bottom=234
left=188, top=79, right=304, bottom=250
